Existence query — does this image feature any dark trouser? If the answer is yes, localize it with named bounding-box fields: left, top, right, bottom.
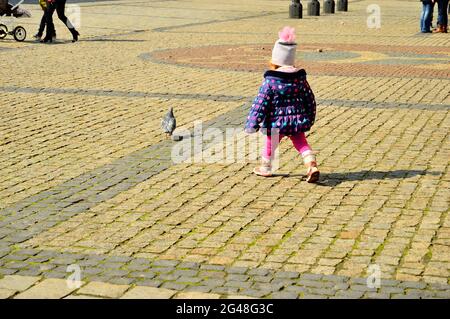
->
left=38, top=12, right=46, bottom=36
left=437, top=0, right=449, bottom=26
left=45, top=0, right=76, bottom=39
left=38, top=10, right=56, bottom=37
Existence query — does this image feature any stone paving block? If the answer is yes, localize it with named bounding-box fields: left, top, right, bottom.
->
left=274, top=271, right=300, bottom=279
left=201, top=278, right=226, bottom=287
left=0, top=275, right=40, bottom=291
left=174, top=291, right=221, bottom=299
left=211, top=287, right=240, bottom=295
left=226, top=274, right=249, bottom=282
left=365, top=292, right=391, bottom=299
left=253, top=275, right=273, bottom=283
left=391, top=294, right=412, bottom=299
left=161, top=282, right=187, bottom=291
left=309, top=288, right=338, bottom=296
left=15, top=278, right=79, bottom=299
left=0, top=288, right=17, bottom=299
left=199, top=270, right=226, bottom=279
left=248, top=268, right=272, bottom=276
left=152, top=260, right=179, bottom=268
left=15, top=269, right=43, bottom=277
left=226, top=267, right=249, bottom=274
left=64, top=295, right=103, bottom=299
left=177, top=262, right=201, bottom=270
left=224, top=280, right=252, bottom=289
left=139, top=279, right=163, bottom=288
left=184, top=285, right=213, bottom=293
left=300, top=274, right=323, bottom=281
left=173, top=269, right=199, bottom=277
left=433, top=291, right=450, bottom=299
left=321, top=275, right=348, bottom=283
left=176, top=276, right=202, bottom=284
left=399, top=281, right=427, bottom=289
left=271, top=291, right=299, bottom=299
left=297, top=279, right=335, bottom=288
left=225, top=295, right=256, bottom=299
left=107, top=277, right=136, bottom=286
left=334, top=290, right=365, bottom=299
left=77, top=281, right=129, bottom=298
left=121, top=286, right=177, bottom=299
left=350, top=284, right=378, bottom=292
left=379, top=286, right=406, bottom=295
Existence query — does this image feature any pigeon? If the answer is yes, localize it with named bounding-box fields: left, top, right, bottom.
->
left=161, top=107, right=176, bottom=138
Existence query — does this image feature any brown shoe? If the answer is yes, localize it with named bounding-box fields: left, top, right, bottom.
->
left=306, top=166, right=320, bottom=183
left=433, top=25, right=447, bottom=33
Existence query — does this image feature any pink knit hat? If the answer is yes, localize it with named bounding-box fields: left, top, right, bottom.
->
left=271, top=26, right=297, bottom=67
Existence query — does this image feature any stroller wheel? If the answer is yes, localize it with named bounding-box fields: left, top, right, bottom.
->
left=13, top=26, right=26, bottom=42
left=0, top=24, right=8, bottom=39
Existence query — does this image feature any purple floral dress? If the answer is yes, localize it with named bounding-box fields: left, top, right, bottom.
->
left=244, top=69, right=316, bottom=136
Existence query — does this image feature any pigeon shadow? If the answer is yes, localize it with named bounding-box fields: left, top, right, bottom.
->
left=272, top=169, right=441, bottom=186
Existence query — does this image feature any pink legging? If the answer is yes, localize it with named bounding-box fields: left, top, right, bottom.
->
left=262, top=132, right=312, bottom=160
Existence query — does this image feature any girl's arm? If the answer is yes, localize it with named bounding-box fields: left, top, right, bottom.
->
left=244, top=79, right=272, bottom=133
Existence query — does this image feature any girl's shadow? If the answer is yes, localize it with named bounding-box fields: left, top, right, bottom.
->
left=272, top=169, right=441, bottom=186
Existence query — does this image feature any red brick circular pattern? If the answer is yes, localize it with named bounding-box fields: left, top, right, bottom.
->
left=151, top=43, right=450, bottom=79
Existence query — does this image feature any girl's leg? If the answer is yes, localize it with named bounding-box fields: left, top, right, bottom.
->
left=289, top=132, right=312, bottom=155
left=262, top=133, right=283, bottom=160
left=255, top=133, right=282, bottom=177
left=289, top=132, right=320, bottom=183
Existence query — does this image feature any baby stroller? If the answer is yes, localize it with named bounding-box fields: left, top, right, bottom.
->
left=0, top=0, right=31, bottom=42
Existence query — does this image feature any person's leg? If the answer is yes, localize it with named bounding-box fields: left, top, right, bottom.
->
left=443, top=0, right=449, bottom=27
left=262, top=133, right=282, bottom=161
left=254, top=133, right=282, bottom=177
left=289, top=132, right=320, bottom=183
left=421, top=2, right=430, bottom=32
left=55, top=0, right=79, bottom=41
left=434, top=0, right=448, bottom=31
left=289, top=132, right=312, bottom=155
left=43, top=3, right=56, bottom=42
left=424, top=2, right=433, bottom=32
left=55, top=0, right=71, bottom=28
left=437, top=0, right=443, bottom=27
left=36, top=11, right=46, bottom=38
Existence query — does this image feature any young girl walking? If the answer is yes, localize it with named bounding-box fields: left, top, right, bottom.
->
left=245, top=26, right=319, bottom=183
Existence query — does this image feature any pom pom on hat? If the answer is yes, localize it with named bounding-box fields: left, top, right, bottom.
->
left=278, top=26, right=296, bottom=44
left=271, top=26, right=297, bottom=67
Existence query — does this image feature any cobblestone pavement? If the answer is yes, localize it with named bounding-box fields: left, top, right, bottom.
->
left=0, top=0, right=449, bottom=298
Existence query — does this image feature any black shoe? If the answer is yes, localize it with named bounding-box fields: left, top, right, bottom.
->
left=71, top=30, right=79, bottom=43
left=40, top=36, right=53, bottom=43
